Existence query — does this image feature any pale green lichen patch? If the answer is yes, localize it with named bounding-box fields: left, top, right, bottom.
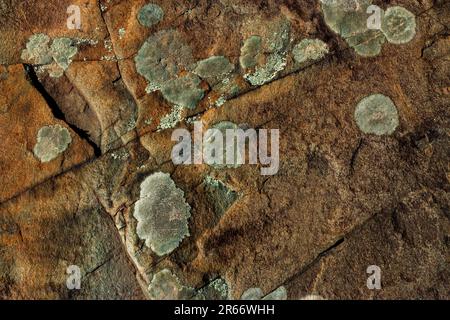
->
left=240, top=35, right=262, bottom=69
left=21, top=34, right=78, bottom=77
left=262, top=286, right=288, bottom=300
left=292, top=39, right=329, bottom=65
left=345, top=29, right=386, bottom=57
left=241, top=286, right=287, bottom=300
left=148, top=269, right=193, bottom=300
left=157, top=105, right=185, bottom=131
left=50, top=38, right=78, bottom=71
left=135, top=29, right=195, bottom=92
left=381, top=6, right=416, bottom=44
left=243, top=18, right=290, bottom=86
left=204, top=176, right=238, bottom=219
left=320, top=1, right=416, bottom=56
left=137, top=3, right=164, bottom=28
left=133, top=172, right=191, bottom=256
left=354, top=94, right=399, bottom=135
left=21, top=33, right=52, bottom=65
left=241, top=287, right=264, bottom=300
left=33, top=124, right=72, bottom=163
left=193, top=56, right=234, bottom=85
left=161, top=74, right=204, bottom=109
left=194, top=278, right=229, bottom=300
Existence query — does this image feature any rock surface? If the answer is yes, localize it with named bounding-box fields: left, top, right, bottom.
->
left=0, top=0, right=448, bottom=299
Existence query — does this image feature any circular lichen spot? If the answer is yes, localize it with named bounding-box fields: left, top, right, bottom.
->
left=240, top=35, right=262, bottom=69
left=354, top=94, right=399, bottom=135
left=292, top=39, right=329, bottom=64
left=381, top=6, right=416, bottom=44
left=137, top=3, right=164, bottom=27
left=148, top=269, right=193, bottom=300
left=33, top=124, right=72, bottom=162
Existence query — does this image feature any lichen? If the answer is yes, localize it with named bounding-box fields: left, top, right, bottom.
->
left=33, top=124, right=72, bottom=163
left=133, top=172, right=191, bottom=256
left=160, top=74, right=204, bottom=109
left=320, top=1, right=415, bottom=56
left=21, top=34, right=78, bottom=77
left=241, top=287, right=264, bottom=300
left=50, top=38, right=78, bottom=71
left=292, top=39, right=329, bottom=64
left=21, top=33, right=52, bottom=65
left=137, top=3, right=164, bottom=28
left=193, top=56, right=234, bottom=85
left=354, top=94, right=399, bottom=135
left=194, top=278, right=229, bottom=300
left=244, top=52, right=287, bottom=86
left=262, top=286, right=288, bottom=300
left=148, top=269, right=193, bottom=300
left=135, top=29, right=195, bottom=92
left=204, top=176, right=238, bottom=219
left=240, top=286, right=287, bottom=300
left=157, top=105, right=185, bottom=131
left=381, top=6, right=416, bottom=44
left=240, top=35, right=262, bottom=69
left=243, top=19, right=290, bottom=86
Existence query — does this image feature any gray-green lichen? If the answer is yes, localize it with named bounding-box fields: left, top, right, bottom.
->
left=21, top=33, right=52, bottom=65
left=292, top=39, right=329, bottom=65
left=262, top=286, right=288, bottom=300
left=381, top=6, right=416, bottom=44
left=135, top=29, right=195, bottom=92
left=137, top=3, right=164, bottom=28
left=241, top=287, right=264, bottom=300
left=354, top=94, right=399, bottom=135
left=133, top=172, right=191, bottom=256
left=194, top=278, right=229, bottom=300
left=161, top=74, right=204, bottom=109
left=240, top=36, right=262, bottom=69
left=135, top=29, right=206, bottom=110
left=244, top=19, right=290, bottom=86
left=33, top=124, right=72, bottom=163
left=320, top=1, right=416, bottom=56
left=193, top=56, right=234, bottom=85
left=241, top=286, right=287, bottom=300
left=204, top=176, right=238, bottom=219
left=148, top=269, right=193, bottom=300
left=21, top=34, right=78, bottom=77
left=320, top=0, right=385, bottom=57
left=157, top=105, right=185, bottom=131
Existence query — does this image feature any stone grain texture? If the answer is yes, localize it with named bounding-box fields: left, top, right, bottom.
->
left=0, top=0, right=448, bottom=299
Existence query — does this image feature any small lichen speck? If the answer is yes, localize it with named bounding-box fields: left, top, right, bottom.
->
left=354, top=94, right=399, bottom=135
left=137, top=3, right=164, bottom=28
left=133, top=172, right=191, bottom=256
left=33, top=124, right=72, bottom=163
left=193, top=56, right=234, bottom=85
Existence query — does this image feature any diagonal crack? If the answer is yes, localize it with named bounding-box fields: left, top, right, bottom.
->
left=23, top=64, right=102, bottom=157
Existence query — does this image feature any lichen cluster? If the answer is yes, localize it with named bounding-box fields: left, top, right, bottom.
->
left=21, top=34, right=78, bottom=77
left=194, top=278, right=229, bottom=300
left=320, top=0, right=416, bottom=57
left=133, top=172, right=191, bottom=256
left=33, top=124, right=72, bottom=163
